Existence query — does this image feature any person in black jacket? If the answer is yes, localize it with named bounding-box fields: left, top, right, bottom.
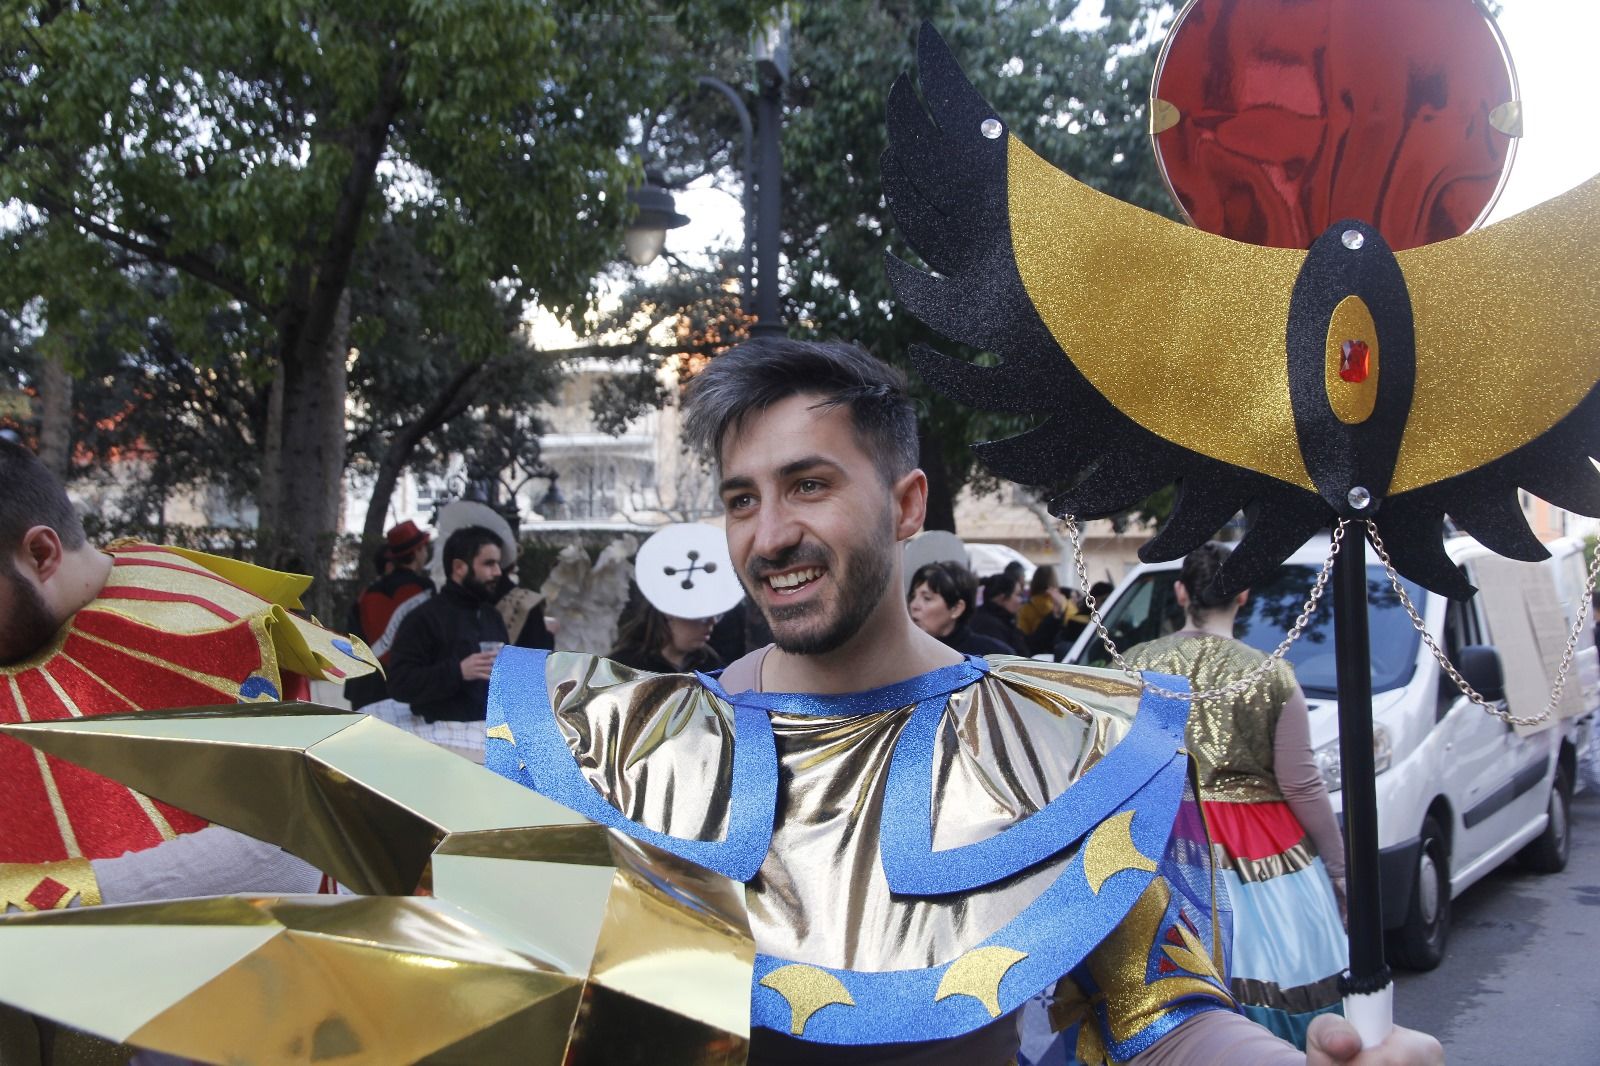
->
left=387, top=524, right=509, bottom=724
left=968, top=571, right=1030, bottom=655
left=907, top=561, right=1012, bottom=656
left=343, top=521, right=436, bottom=710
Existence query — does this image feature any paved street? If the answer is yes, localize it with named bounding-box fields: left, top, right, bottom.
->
left=1393, top=787, right=1600, bottom=1064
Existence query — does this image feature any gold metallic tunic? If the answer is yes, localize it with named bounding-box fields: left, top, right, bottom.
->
left=1124, top=634, right=1297, bottom=803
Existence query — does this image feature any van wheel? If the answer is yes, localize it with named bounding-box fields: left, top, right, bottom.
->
left=1519, top=764, right=1572, bottom=874
left=1389, top=816, right=1450, bottom=971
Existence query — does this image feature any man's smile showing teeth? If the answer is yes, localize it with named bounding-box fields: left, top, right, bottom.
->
left=768, top=567, right=823, bottom=591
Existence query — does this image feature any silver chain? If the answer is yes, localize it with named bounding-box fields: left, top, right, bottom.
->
left=1366, top=520, right=1600, bottom=728
left=1061, top=513, right=1347, bottom=701
left=1062, top=507, right=1600, bottom=726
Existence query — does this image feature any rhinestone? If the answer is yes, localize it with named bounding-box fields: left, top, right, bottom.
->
left=1339, top=339, right=1371, bottom=383
left=1341, top=229, right=1365, bottom=250
left=980, top=118, right=1003, bottom=139
left=1347, top=486, right=1372, bottom=510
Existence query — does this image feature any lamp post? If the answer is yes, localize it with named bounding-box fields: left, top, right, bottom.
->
left=625, top=25, right=788, bottom=338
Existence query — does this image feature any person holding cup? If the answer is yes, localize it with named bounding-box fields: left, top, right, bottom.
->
left=387, top=525, right=510, bottom=748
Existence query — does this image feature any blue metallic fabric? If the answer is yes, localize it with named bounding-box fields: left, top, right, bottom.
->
left=879, top=673, right=1189, bottom=894
left=749, top=754, right=1189, bottom=1044
left=486, top=648, right=777, bottom=882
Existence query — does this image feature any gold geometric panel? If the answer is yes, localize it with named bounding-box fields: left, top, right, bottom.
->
left=0, top=708, right=755, bottom=1063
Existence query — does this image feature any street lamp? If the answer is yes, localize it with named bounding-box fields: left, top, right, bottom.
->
left=624, top=24, right=788, bottom=338
left=623, top=173, right=691, bottom=267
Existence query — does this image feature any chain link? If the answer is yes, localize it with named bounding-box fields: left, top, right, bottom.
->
left=1061, top=513, right=1347, bottom=702
left=1062, top=512, right=1600, bottom=723
left=1366, top=520, right=1600, bottom=728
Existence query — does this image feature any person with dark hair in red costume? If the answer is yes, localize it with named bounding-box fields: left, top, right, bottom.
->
left=343, top=520, right=435, bottom=710
left=0, top=438, right=378, bottom=918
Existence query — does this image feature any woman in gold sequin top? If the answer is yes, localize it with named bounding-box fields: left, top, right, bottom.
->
left=1126, top=542, right=1349, bottom=1049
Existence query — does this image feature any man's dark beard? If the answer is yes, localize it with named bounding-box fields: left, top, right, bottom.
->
left=0, top=564, right=62, bottom=665
left=456, top=573, right=497, bottom=603
left=743, top=508, right=896, bottom=656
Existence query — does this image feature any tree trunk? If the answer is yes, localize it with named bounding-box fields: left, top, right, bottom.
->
left=257, top=360, right=286, bottom=535
left=271, top=291, right=349, bottom=597
left=918, top=424, right=957, bottom=533
left=35, top=349, right=72, bottom=478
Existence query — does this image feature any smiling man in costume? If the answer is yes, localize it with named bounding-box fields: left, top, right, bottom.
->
left=487, top=339, right=1440, bottom=1065
left=0, top=438, right=378, bottom=916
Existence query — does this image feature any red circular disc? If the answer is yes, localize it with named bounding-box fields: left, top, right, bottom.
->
left=1151, top=0, right=1520, bottom=251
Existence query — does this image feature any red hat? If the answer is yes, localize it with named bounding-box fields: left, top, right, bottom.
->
left=383, top=520, right=431, bottom=559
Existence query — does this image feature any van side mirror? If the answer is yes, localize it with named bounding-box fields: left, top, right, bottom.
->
left=1456, top=644, right=1505, bottom=703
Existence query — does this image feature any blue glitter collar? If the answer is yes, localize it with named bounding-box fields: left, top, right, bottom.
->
left=701, top=654, right=991, bottom=718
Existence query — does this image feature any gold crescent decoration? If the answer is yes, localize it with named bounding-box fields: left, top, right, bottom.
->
left=1082, top=810, right=1158, bottom=895
left=932, top=945, right=1030, bottom=1019
left=758, top=964, right=856, bottom=1036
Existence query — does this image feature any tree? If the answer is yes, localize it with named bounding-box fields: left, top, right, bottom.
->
left=2, top=0, right=774, bottom=572
left=590, top=0, right=1175, bottom=530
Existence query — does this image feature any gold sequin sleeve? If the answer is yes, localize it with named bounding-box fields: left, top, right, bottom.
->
left=1051, top=876, right=1235, bottom=1064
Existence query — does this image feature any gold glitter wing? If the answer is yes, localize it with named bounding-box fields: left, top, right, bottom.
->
left=884, top=25, right=1336, bottom=595
left=884, top=24, right=1600, bottom=599
left=0, top=707, right=755, bottom=1064
left=1370, top=176, right=1600, bottom=592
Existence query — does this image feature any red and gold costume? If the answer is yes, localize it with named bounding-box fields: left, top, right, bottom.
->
left=0, top=543, right=377, bottom=910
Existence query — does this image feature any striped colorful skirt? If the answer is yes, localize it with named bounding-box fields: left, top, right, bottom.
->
left=1203, top=798, right=1347, bottom=1048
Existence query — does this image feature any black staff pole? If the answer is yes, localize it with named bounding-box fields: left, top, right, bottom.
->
left=1332, top=524, right=1392, bottom=1044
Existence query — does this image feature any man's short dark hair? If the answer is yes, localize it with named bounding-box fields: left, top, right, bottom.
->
left=682, top=338, right=920, bottom=484
left=442, top=525, right=501, bottom=575
left=0, top=439, right=86, bottom=564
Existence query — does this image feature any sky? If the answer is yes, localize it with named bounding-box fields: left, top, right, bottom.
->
left=1487, top=0, right=1600, bottom=220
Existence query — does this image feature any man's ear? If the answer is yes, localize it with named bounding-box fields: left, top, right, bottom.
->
left=19, top=525, right=66, bottom=585
left=891, top=469, right=929, bottom=542
left=450, top=558, right=467, bottom=583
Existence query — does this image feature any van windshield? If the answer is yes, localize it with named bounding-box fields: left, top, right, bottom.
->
left=1073, top=564, right=1425, bottom=697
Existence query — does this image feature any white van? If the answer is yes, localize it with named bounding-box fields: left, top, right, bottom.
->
left=1061, top=534, right=1596, bottom=970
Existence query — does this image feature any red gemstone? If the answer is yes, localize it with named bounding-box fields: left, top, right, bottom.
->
left=1158, top=955, right=1179, bottom=974
left=1340, top=340, right=1371, bottom=383
left=1165, top=926, right=1185, bottom=945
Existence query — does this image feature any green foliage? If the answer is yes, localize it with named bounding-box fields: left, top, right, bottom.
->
left=589, top=0, right=1177, bottom=527
left=2, top=0, right=777, bottom=535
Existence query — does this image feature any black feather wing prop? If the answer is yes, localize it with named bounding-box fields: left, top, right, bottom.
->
left=884, top=24, right=1600, bottom=599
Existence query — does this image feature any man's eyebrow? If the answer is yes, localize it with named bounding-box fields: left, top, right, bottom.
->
left=718, top=457, right=845, bottom=496
left=777, top=455, right=845, bottom=479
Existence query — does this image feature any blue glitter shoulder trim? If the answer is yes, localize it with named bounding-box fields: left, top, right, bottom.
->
left=704, top=654, right=991, bottom=717
left=751, top=752, right=1190, bottom=1045
left=878, top=671, right=1190, bottom=894
left=486, top=648, right=776, bottom=882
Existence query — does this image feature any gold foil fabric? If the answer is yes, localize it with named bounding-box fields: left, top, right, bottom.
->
left=1124, top=635, right=1295, bottom=803
left=0, top=708, right=756, bottom=1065
left=1007, top=135, right=1315, bottom=491
left=546, top=656, right=1142, bottom=974
left=1, top=704, right=586, bottom=896
left=548, top=656, right=736, bottom=843
left=1392, top=172, right=1600, bottom=493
